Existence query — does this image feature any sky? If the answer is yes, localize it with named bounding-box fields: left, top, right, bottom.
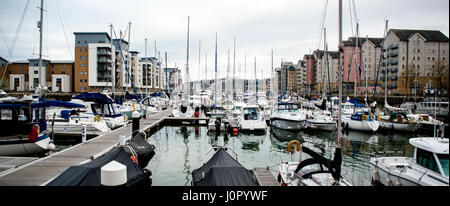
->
left=0, top=0, right=448, bottom=81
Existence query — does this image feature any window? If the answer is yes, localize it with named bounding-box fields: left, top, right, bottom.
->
left=0, top=109, right=12, bottom=120
left=34, top=70, right=38, bottom=74
left=416, top=148, right=440, bottom=174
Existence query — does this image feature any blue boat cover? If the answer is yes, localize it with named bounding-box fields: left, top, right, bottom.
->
left=73, top=92, right=114, bottom=104
left=348, top=99, right=365, bottom=107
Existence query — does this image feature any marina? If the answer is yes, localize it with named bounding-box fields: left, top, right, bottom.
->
left=0, top=0, right=448, bottom=188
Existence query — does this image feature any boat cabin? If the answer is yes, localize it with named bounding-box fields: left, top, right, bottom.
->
left=243, top=106, right=261, bottom=120
left=0, top=99, right=47, bottom=136
left=410, top=138, right=449, bottom=178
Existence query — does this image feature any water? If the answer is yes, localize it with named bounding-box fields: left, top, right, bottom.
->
left=145, top=126, right=422, bottom=186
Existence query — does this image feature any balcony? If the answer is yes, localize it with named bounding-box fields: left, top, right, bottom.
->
left=391, top=42, right=398, bottom=49
left=390, top=67, right=398, bottom=73
left=97, top=49, right=111, bottom=56
left=388, top=75, right=398, bottom=81
left=98, top=57, right=112, bottom=63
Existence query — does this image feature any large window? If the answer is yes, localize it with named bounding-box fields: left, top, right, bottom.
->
left=0, top=109, right=12, bottom=120
left=416, top=148, right=440, bottom=174
left=243, top=107, right=258, bottom=120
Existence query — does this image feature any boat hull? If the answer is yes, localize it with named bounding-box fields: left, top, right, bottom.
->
left=270, top=118, right=305, bottom=131
left=0, top=133, right=54, bottom=156
left=369, top=157, right=449, bottom=186
left=341, top=116, right=379, bottom=132
left=378, top=121, right=421, bottom=132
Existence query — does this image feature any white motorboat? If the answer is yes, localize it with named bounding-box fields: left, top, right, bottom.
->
left=46, top=108, right=111, bottom=136
left=341, top=112, right=379, bottom=132
left=238, top=104, right=267, bottom=134
left=370, top=137, right=449, bottom=186
left=277, top=140, right=352, bottom=186
left=270, top=102, right=306, bottom=131
left=71, top=93, right=126, bottom=130
left=306, top=110, right=336, bottom=131
left=378, top=112, right=421, bottom=132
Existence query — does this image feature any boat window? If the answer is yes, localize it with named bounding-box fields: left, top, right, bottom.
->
left=0, top=109, right=12, bottom=120
left=437, top=154, right=449, bottom=177
left=278, top=105, right=286, bottom=110
left=416, top=148, right=440, bottom=174
left=92, top=104, right=104, bottom=115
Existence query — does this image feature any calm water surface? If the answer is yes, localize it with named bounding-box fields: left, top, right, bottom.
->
left=145, top=126, right=422, bottom=186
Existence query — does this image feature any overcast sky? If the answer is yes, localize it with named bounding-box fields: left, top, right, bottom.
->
left=0, top=0, right=448, bottom=81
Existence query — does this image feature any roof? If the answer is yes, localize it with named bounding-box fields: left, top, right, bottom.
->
left=73, top=32, right=111, bottom=42
left=343, top=37, right=385, bottom=47
left=390, top=29, right=449, bottom=42
left=303, top=54, right=315, bottom=60
left=409, top=137, right=449, bottom=154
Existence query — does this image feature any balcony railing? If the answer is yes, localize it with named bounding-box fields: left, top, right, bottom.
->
left=98, top=58, right=112, bottom=63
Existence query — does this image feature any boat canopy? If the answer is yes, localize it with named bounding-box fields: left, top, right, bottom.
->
left=191, top=148, right=259, bottom=186
left=73, top=92, right=114, bottom=104
left=347, top=99, right=365, bottom=108
left=0, top=99, right=83, bottom=109
left=409, top=138, right=449, bottom=155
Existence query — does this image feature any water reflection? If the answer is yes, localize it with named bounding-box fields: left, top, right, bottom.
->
left=145, top=126, right=420, bottom=186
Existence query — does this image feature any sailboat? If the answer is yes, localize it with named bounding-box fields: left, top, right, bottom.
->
left=238, top=57, right=267, bottom=134
left=207, top=33, right=228, bottom=132
left=375, top=20, right=420, bottom=132
left=277, top=0, right=351, bottom=186
left=172, top=16, right=194, bottom=118
left=340, top=21, right=379, bottom=133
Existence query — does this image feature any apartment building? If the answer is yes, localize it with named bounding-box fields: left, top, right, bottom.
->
left=314, top=50, right=339, bottom=96
left=74, top=32, right=115, bottom=92
left=296, top=60, right=306, bottom=93
left=382, top=29, right=449, bottom=96
left=0, top=58, right=73, bottom=92
left=303, top=54, right=315, bottom=94
left=360, top=37, right=384, bottom=95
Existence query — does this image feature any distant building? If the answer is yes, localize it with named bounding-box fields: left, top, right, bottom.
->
left=0, top=58, right=73, bottom=92
left=382, top=29, right=449, bottom=96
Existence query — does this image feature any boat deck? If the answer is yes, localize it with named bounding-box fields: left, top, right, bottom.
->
left=0, top=109, right=172, bottom=186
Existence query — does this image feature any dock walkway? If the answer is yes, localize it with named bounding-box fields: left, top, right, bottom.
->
left=253, top=167, right=279, bottom=186
left=0, top=109, right=172, bottom=186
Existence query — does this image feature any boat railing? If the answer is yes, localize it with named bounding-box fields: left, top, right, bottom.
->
left=205, top=146, right=238, bottom=161
left=371, top=150, right=404, bottom=157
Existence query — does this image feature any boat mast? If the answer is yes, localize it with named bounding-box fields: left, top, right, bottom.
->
left=227, top=49, right=230, bottom=99
left=233, top=37, right=236, bottom=100
left=353, top=23, right=359, bottom=99
left=271, top=49, right=274, bottom=101
left=127, top=22, right=131, bottom=93
left=111, top=24, right=115, bottom=98
left=145, top=38, right=148, bottom=96
left=205, top=53, right=207, bottom=90
left=165, top=52, right=168, bottom=93
left=38, top=0, right=44, bottom=92
left=185, top=16, right=190, bottom=100
left=198, top=41, right=201, bottom=91
left=254, top=57, right=257, bottom=102
left=384, top=20, right=388, bottom=106
left=337, top=0, right=343, bottom=148
left=365, top=35, right=369, bottom=106
left=214, top=32, right=217, bottom=113
left=244, top=53, right=247, bottom=93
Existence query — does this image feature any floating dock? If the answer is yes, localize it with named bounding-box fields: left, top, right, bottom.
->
left=0, top=109, right=172, bottom=186
left=253, top=167, right=279, bottom=186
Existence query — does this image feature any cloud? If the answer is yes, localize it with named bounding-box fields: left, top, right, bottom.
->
left=0, top=0, right=448, bottom=82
